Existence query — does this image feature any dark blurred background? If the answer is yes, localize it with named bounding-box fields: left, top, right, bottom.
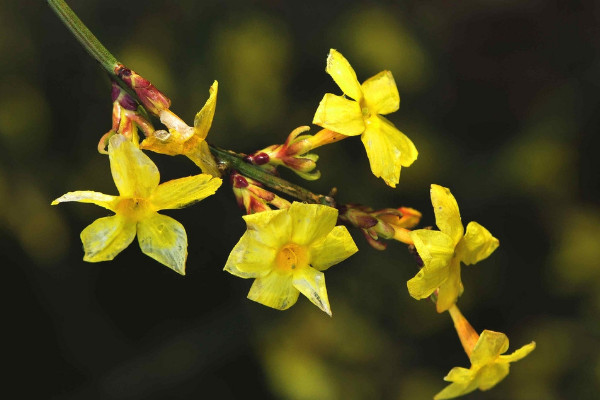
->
left=2, top=0, right=599, bottom=399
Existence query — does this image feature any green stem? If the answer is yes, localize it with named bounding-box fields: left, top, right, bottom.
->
left=47, top=0, right=119, bottom=75
left=210, top=147, right=335, bottom=207
left=48, top=0, right=334, bottom=208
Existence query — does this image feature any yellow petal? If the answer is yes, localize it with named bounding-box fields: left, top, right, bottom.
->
left=325, top=49, right=362, bottom=100
left=186, top=140, right=220, bottom=177
left=81, top=215, right=136, bottom=262
left=361, top=70, right=400, bottom=115
left=444, top=367, right=475, bottom=383
left=499, top=341, right=536, bottom=363
left=477, top=362, right=510, bottom=391
left=361, top=116, right=417, bottom=187
left=407, top=229, right=455, bottom=299
left=137, top=213, right=188, bottom=275
left=313, top=93, right=365, bottom=136
left=109, top=134, right=160, bottom=198
left=193, top=80, right=218, bottom=140
left=51, top=190, right=117, bottom=211
left=247, top=270, right=299, bottom=310
left=434, top=367, right=479, bottom=400
left=140, top=129, right=186, bottom=156
left=431, top=184, right=463, bottom=245
left=292, top=266, right=332, bottom=315
left=224, top=230, right=277, bottom=278
left=290, top=202, right=338, bottom=246
left=243, top=208, right=292, bottom=249
left=434, top=381, right=478, bottom=400
left=470, top=330, right=510, bottom=367
left=435, top=258, right=462, bottom=313
left=150, top=174, right=222, bottom=210
left=310, top=225, right=358, bottom=271
left=458, top=221, right=499, bottom=265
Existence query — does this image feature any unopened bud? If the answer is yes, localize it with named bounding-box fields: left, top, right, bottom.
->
left=115, top=64, right=171, bottom=115
left=244, top=152, right=270, bottom=165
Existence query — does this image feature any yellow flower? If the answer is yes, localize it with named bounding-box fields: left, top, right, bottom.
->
left=224, top=202, right=358, bottom=315
left=140, top=81, right=220, bottom=177
left=435, top=329, right=536, bottom=399
left=407, top=184, right=499, bottom=312
left=52, top=134, right=222, bottom=275
left=312, top=49, right=417, bottom=187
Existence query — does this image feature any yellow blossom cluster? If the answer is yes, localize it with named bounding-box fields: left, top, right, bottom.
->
left=48, top=23, right=535, bottom=397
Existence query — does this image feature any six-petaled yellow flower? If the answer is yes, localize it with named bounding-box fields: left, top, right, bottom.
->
left=141, top=80, right=220, bottom=176
left=52, top=134, right=222, bottom=274
left=313, top=49, right=418, bottom=187
left=435, top=328, right=536, bottom=399
left=224, top=202, right=358, bottom=315
left=407, top=184, right=499, bottom=312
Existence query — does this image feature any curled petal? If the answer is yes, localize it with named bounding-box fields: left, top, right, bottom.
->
left=193, top=80, right=218, bottom=140
left=247, top=270, right=299, bottom=310
left=361, top=116, right=417, bottom=187
left=150, top=174, right=222, bottom=210
left=431, top=184, right=463, bottom=245
left=407, top=229, right=455, bottom=300
left=81, top=215, right=136, bottom=262
left=310, top=225, right=358, bottom=271
left=361, top=70, right=400, bottom=115
left=224, top=230, right=277, bottom=278
left=109, top=134, right=160, bottom=198
left=52, top=191, right=117, bottom=211
left=325, top=49, right=363, bottom=100
left=458, top=221, right=499, bottom=265
left=499, top=341, right=536, bottom=363
left=313, top=93, right=365, bottom=136
left=292, top=266, right=332, bottom=316
left=289, top=202, right=338, bottom=246
left=137, top=213, right=188, bottom=275
left=470, top=330, right=510, bottom=366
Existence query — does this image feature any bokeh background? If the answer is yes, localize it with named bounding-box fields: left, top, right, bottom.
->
left=2, top=0, right=599, bottom=399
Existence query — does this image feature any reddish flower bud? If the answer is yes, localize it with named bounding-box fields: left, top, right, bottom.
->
left=115, top=64, right=171, bottom=115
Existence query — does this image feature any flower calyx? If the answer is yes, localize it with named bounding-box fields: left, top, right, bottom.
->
left=115, top=64, right=171, bottom=115
left=245, top=126, right=342, bottom=181
left=231, top=171, right=291, bottom=214
left=338, top=204, right=421, bottom=250
left=98, top=81, right=155, bottom=153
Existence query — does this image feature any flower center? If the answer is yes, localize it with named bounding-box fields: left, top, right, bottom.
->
left=361, top=106, right=371, bottom=119
left=116, top=197, right=152, bottom=221
left=275, top=243, right=308, bottom=272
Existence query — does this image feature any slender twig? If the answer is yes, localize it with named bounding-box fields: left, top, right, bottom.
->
left=47, top=0, right=119, bottom=74
left=210, top=147, right=335, bottom=207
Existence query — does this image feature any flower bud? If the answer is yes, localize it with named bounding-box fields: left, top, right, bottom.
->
left=115, top=64, right=171, bottom=115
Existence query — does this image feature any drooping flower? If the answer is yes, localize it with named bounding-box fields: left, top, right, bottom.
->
left=140, top=81, right=220, bottom=176
left=407, top=184, right=499, bottom=312
left=313, top=49, right=418, bottom=187
left=224, top=202, right=358, bottom=315
left=435, top=306, right=536, bottom=399
left=52, top=134, right=222, bottom=274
